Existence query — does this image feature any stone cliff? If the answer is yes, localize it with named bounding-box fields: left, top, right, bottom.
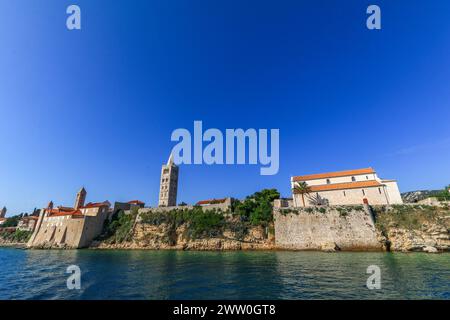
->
left=372, top=204, right=450, bottom=252
left=91, top=215, right=275, bottom=250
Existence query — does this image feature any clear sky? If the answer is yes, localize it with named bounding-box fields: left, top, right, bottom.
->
left=1, top=1, right=450, bottom=215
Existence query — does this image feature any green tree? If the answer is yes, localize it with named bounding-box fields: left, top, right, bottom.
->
left=233, top=189, right=280, bottom=226
left=1, top=215, right=21, bottom=228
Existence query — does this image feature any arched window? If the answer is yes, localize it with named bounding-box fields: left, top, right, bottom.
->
left=326, top=179, right=331, bottom=184
left=351, top=176, right=356, bottom=182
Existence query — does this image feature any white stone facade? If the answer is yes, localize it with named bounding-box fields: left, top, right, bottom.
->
left=292, top=167, right=403, bottom=207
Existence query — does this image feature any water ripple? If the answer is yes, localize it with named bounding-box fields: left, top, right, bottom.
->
left=0, top=249, right=449, bottom=300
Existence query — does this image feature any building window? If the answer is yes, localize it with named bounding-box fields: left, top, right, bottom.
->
left=366, top=176, right=369, bottom=180
left=343, top=191, right=346, bottom=197
left=351, top=176, right=356, bottom=182
left=326, top=179, right=331, bottom=184
left=378, top=188, right=382, bottom=194
left=362, top=189, right=365, bottom=196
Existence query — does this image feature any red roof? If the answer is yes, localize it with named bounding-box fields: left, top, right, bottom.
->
left=128, top=200, right=144, bottom=205
left=56, top=206, right=75, bottom=212
left=196, top=198, right=227, bottom=205
left=293, top=180, right=383, bottom=193
left=46, top=208, right=83, bottom=218
left=293, top=168, right=375, bottom=182
left=81, top=201, right=109, bottom=209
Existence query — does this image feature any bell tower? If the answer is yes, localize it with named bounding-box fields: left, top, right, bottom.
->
left=0, top=206, right=6, bottom=218
left=158, top=154, right=179, bottom=207
left=74, top=187, right=87, bottom=209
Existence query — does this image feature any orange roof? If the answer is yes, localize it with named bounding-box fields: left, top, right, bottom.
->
left=292, top=168, right=375, bottom=182
left=81, top=202, right=109, bottom=209
left=56, top=206, right=75, bottom=212
left=294, top=180, right=382, bottom=193
left=196, top=198, right=227, bottom=205
left=128, top=200, right=144, bottom=205
left=46, top=208, right=83, bottom=218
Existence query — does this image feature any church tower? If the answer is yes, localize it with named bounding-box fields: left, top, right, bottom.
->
left=74, top=187, right=87, bottom=209
left=158, top=154, right=178, bottom=207
left=0, top=207, right=6, bottom=218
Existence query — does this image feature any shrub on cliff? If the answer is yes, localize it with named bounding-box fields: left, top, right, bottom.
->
left=188, top=210, right=224, bottom=239
left=373, top=205, right=449, bottom=231
left=1, top=215, right=22, bottom=228
left=99, top=209, right=136, bottom=243
left=233, top=189, right=280, bottom=226
left=140, top=207, right=225, bottom=240
left=0, top=229, right=32, bottom=243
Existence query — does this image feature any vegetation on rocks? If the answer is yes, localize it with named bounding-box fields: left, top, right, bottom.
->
left=232, top=189, right=280, bottom=226
left=140, top=207, right=225, bottom=239
left=0, top=229, right=33, bottom=243
left=97, top=189, right=279, bottom=246
left=372, top=204, right=450, bottom=233
left=98, top=207, right=138, bottom=244
left=0, top=215, right=21, bottom=228
left=433, top=185, right=450, bottom=201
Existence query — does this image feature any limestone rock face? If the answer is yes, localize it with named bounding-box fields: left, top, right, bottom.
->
left=385, top=223, right=450, bottom=252
left=92, top=222, right=275, bottom=251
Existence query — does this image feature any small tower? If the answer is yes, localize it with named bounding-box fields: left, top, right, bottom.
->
left=45, top=201, right=54, bottom=217
left=74, top=187, right=87, bottom=209
left=0, top=206, right=6, bottom=218
left=158, top=154, right=179, bottom=207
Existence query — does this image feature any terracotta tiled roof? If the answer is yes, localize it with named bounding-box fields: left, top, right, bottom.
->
left=196, top=198, right=227, bottom=205
left=292, top=168, right=375, bottom=182
left=46, top=209, right=83, bottom=218
left=294, top=180, right=383, bottom=193
left=56, top=206, right=75, bottom=212
left=81, top=202, right=109, bottom=209
left=128, top=200, right=144, bottom=205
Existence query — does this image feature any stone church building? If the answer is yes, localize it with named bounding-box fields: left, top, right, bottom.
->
left=292, top=167, right=403, bottom=207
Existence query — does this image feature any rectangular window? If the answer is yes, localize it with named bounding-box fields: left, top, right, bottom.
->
left=362, top=189, right=365, bottom=196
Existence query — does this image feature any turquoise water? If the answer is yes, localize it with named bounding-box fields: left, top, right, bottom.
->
left=0, top=248, right=448, bottom=300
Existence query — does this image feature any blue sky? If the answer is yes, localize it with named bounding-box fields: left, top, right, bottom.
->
left=1, top=1, right=450, bottom=215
